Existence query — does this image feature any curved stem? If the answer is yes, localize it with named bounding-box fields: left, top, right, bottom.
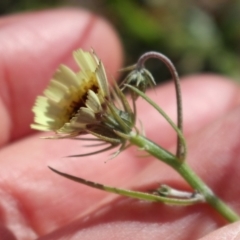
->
left=125, top=84, right=187, bottom=160
left=129, top=132, right=240, bottom=222
left=136, top=52, right=184, bottom=159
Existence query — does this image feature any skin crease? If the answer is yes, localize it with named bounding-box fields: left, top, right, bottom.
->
left=0, top=8, right=240, bottom=240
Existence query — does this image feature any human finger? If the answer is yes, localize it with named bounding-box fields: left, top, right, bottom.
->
left=0, top=76, right=239, bottom=239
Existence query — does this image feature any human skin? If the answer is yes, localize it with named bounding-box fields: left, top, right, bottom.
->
left=0, top=8, right=240, bottom=240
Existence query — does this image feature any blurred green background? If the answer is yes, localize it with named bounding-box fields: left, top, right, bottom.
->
left=1, top=0, right=240, bottom=83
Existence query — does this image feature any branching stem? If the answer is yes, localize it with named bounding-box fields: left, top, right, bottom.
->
left=129, top=132, right=240, bottom=222
left=136, top=52, right=184, bottom=158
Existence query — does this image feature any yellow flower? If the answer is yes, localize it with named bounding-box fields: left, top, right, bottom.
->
left=31, top=48, right=136, bottom=157
left=31, top=49, right=109, bottom=137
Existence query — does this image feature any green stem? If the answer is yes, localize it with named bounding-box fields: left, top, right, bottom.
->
left=129, top=132, right=240, bottom=222
left=125, top=84, right=187, bottom=160
left=49, top=167, right=204, bottom=206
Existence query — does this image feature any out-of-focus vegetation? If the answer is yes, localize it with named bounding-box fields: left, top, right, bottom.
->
left=1, top=0, right=240, bottom=83
left=0, top=0, right=63, bottom=13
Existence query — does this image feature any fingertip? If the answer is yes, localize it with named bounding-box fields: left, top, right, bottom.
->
left=180, top=74, right=240, bottom=135
left=199, top=221, right=240, bottom=240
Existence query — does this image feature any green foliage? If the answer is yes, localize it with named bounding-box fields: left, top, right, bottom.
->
left=109, top=1, right=161, bottom=42
left=105, top=1, right=240, bottom=82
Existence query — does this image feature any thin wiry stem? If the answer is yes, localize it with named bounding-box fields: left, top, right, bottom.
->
left=115, top=84, right=134, bottom=115
left=136, top=52, right=184, bottom=159
left=106, top=102, right=131, bottom=133
left=66, top=144, right=118, bottom=158
left=131, top=93, right=137, bottom=124
left=85, top=129, right=121, bottom=144
left=48, top=167, right=205, bottom=205
left=83, top=142, right=109, bottom=147
left=70, top=137, right=106, bottom=141
left=124, top=84, right=187, bottom=160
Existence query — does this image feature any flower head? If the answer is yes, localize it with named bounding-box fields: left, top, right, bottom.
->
left=31, top=49, right=109, bottom=137
left=31, top=49, right=135, bottom=156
